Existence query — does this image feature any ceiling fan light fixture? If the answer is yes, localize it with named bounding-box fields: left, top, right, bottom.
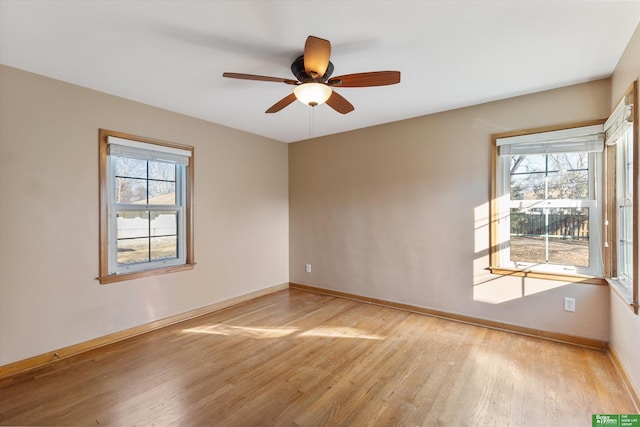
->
left=294, top=83, right=332, bottom=107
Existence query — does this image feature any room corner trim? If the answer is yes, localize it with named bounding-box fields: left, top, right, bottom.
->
left=289, top=282, right=609, bottom=351
left=0, top=282, right=289, bottom=379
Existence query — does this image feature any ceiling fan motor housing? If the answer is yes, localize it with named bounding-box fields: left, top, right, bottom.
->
left=291, top=55, right=334, bottom=83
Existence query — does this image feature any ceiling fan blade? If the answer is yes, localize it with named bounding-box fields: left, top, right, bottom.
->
left=328, top=71, right=401, bottom=87
left=266, top=93, right=298, bottom=113
left=223, top=72, right=298, bottom=85
left=304, top=36, right=331, bottom=79
left=326, top=91, right=354, bottom=114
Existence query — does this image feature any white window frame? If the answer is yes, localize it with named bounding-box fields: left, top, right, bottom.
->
left=492, top=123, right=604, bottom=278
left=605, top=82, right=638, bottom=313
left=99, top=130, right=194, bottom=284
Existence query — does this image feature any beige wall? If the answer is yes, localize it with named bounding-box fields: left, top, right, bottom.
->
left=0, top=65, right=289, bottom=365
left=290, top=79, right=612, bottom=341
left=609, top=23, right=640, bottom=400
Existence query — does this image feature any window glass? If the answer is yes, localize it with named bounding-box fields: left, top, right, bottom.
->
left=616, top=127, right=634, bottom=286
left=509, top=207, right=590, bottom=267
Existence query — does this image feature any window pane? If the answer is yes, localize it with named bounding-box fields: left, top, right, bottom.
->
left=150, top=236, right=178, bottom=261
left=511, top=154, right=545, bottom=174
left=115, top=177, right=147, bottom=203
left=149, top=161, right=175, bottom=181
left=150, top=212, right=177, bottom=237
left=621, top=240, right=634, bottom=281
left=617, top=126, right=634, bottom=286
left=117, top=238, right=149, bottom=264
left=510, top=236, right=546, bottom=264
left=547, top=169, right=589, bottom=199
left=510, top=155, right=546, bottom=200
left=546, top=208, right=589, bottom=267
left=510, top=208, right=546, bottom=263
left=510, top=153, right=590, bottom=200
left=114, top=157, right=147, bottom=179
left=624, top=134, right=633, bottom=198
left=620, top=205, right=634, bottom=280
left=510, top=172, right=545, bottom=200
left=115, top=212, right=178, bottom=264
left=546, top=153, right=589, bottom=199
left=117, top=211, right=149, bottom=238
left=148, top=181, right=176, bottom=205
left=509, top=207, right=589, bottom=267
left=546, top=207, right=589, bottom=240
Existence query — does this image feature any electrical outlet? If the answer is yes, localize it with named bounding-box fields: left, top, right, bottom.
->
left=563, top=297, right=576, bottom=312
left=305, top=264, right=311, bottom=273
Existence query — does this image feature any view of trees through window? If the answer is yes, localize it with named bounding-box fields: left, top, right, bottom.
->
left=508, top=152, right=591, bottom=267
left=113, top=156, right=179, bottom=265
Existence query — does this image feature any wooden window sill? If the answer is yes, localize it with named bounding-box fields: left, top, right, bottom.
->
left=489, top=267, right=606, bottom=285
left=98, top=263, right=196, bottom=284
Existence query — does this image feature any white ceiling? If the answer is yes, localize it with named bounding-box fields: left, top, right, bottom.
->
left=1, top=1, right=639, bottom=143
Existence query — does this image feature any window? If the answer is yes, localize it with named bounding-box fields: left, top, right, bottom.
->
left=491, top=123, right=605, bottom=280
left=99, top=130, right=194, bottom=284
left=604, top=82, right=638, bottom=313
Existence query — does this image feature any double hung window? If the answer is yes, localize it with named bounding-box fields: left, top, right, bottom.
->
left=605, top=83, right=638, bottom=312
left=492, top=124, right=604, bottom=278
left=99, top=130, right=194, bottom=284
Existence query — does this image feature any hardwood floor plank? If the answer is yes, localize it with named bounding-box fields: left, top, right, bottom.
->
left=0, top=289, right=636, bottom=426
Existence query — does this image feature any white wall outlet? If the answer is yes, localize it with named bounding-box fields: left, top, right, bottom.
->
left=563, top=297, right=576, bottom=312
left=305, top=264, right=311, bottom=273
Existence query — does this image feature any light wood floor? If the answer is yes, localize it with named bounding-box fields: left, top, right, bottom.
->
left=0, top=289, right=636, bottom=426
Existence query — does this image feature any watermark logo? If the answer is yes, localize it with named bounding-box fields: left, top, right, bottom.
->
left=593, top=414, right=640, bottom=427
left=594, top=415, right=619, bottom=425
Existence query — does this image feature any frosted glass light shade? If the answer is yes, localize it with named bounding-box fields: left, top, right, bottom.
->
left=294, top=83, right=332, bottom=106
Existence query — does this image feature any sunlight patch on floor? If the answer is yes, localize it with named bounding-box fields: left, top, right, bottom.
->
left=182, top=324, right=298, bottom=338
left=182, top=324, right=386, bottom=340
left=298, top=327, right=385, bottom=340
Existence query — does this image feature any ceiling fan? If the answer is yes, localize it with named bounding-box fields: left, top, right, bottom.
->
left=223, top=36, right=401, bottom=114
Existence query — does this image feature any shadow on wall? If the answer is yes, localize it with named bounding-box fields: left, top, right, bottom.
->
left=472, top=202, right=581, bottom=304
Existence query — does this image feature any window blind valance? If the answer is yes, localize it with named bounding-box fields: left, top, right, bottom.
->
left=496, top=124, right=604, bottom=156
left=604, top=93, right=633, bottom=146
left=107, top=136, right=192, bottom=165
